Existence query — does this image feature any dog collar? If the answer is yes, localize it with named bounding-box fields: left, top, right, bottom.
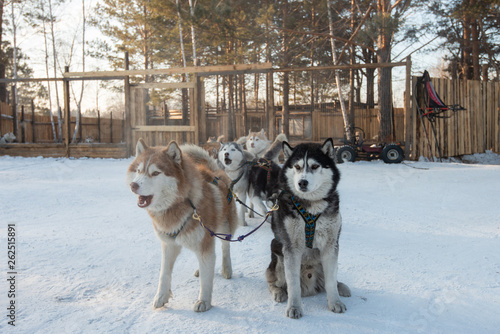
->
left=290, top=196, right=321, bottom=249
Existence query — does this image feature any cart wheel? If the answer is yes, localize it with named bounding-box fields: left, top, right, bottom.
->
left=381, top=144, right=404, bottom=163
left=336, top=145, right=357, bottom=163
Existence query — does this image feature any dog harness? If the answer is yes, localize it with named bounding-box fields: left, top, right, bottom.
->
left=164, top=200, right=196, bottom=239
left=290, top=195, right=321, bottom=249
left=213, top=177, right=233, bottom=204
left=231, top=158, right=273, bottom=189
left=252, top=158, right=273, bottom=183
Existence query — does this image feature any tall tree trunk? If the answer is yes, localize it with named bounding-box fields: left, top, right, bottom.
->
left=348, top=0, right=356, bottom=139
left=41, top=1, right=57, bottom=142
left=310, top=3, right=315, bottom=112
left=48, top=0, right=62, bottom=142
left=376, top=0, right=393, bottom=143
left=11, top=0, right=18, bottom=136
left=282, top=0, right=289, bottom=138
left=462, top=8, right=472, bottom=79
left=366, top=67, right=375, bottom=107
left=327, top=0, right=351, bottom=141
left=228, top=75, right=235, bottom=140
left=0, top=0, right=6, bottom=102
left=188, top=0, right=197, bottom=65
left=72, top=0, right=86, bottom=143
left=176, top=0, right=189, bottom=124
left=470, top=0, right=480, bottom=80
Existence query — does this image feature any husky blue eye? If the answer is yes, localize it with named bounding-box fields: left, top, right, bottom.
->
left=151, top=171, right=161, bottom=176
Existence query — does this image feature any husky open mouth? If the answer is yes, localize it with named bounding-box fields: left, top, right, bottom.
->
left=224, top=157, right=232, bottom=165
left=138, top=195, right=153, bottom=208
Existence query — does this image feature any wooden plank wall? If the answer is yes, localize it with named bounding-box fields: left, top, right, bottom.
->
left=0, top=108, right=124, bottom=144
left=205, top=107, right=405, bottom=144
left=413, top=76, right=500, bottom=159
left=129, top=86, right=197, bottom=147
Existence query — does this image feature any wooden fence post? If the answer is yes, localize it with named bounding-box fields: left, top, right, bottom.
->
left=404, top=56, right=412, bottom=159
left=97, top=109, right=101, bottom=143
left=31, top=100, right=36, bottom=143
left=63, top=66, right=71, bottom=155
left=110, top=111, right=113, bottom=143
left=196, top=74, right=204, bottom=144
left=78, top=105, right=82, bottom=143
left=124, top=52, right=132, bottom=155
left=266, top=71, right=275, bottom=139
left=21, top=105, right=25, bottom=143
left=11, top=87, right=17, bottom=140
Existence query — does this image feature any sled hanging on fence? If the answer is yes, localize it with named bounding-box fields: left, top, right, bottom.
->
left=414, top=70, right=465, bottom=161
left=416, top=70, right=465, bottom=121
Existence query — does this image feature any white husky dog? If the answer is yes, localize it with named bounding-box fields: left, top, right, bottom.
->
left=266, top=139, right=350, bottom=319
left=127, top=139, right=239, bottom=312
left=237, top=130, right=286, bottom=164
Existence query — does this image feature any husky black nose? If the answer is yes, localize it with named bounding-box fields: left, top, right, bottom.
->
left=224, top=152, right=229, bottom=157
left=130, top=182, right=139, bottom=193
left=298, top=179, right=308, bottom=190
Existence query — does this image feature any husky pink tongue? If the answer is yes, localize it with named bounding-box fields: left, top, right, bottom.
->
left=138, top=195, right=153, bottom=208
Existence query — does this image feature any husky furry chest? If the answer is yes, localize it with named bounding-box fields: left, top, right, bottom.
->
left=266, top=138, right=350, bottom=319
left=127, top=139, right=238, bottom=313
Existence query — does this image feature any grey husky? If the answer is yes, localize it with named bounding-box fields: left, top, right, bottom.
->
left=266, top=138, right=351, bottom=319
left=218, top=135, right=284, bottom=226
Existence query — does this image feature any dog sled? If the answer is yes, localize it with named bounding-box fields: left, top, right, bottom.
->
left=414, top=70, right=465, bottom=161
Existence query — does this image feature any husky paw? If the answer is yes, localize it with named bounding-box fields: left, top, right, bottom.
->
left=329, top=300, right=347, bottom=313
left=193, top=300, right=212, bottom=312
left=221, top=267, right=232, bottom=279
left=272, top=289, right=287, bottom=303
left=286, top=306, right=303, bottom=319
left=153, top=292, right=170, bottom=309
left=338, top=282, right=351, bottom=297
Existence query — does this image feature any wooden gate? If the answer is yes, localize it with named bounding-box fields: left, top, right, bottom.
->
left=129, top=81, right=203, bottom=149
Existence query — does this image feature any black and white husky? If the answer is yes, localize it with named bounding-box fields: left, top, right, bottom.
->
left=218, top=138, right=282, bottom=226
left=266, top=138, right=351, bottom=319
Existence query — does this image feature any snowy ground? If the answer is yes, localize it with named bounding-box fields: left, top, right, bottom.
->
left=1, top=152, right=499, bottom=333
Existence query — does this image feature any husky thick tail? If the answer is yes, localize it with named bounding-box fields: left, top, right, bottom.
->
left=263, top=133, right=287, bottom=163
left=181, top=143, right=221, bottom=173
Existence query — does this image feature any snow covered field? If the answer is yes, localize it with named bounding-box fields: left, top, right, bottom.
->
left=1, top=153, right=499, bottom=333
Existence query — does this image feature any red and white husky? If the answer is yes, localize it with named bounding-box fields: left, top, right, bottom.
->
left=127, top=139, right=239, bottom=312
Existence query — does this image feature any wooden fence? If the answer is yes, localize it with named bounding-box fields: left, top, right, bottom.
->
left=412, top=77, right=500, bottom=159
left=0, top=101, right=124, bottom=144
left=206, top=105, right=405, bottom=145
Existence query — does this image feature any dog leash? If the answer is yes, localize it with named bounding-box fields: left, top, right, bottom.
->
left=190, top=200, right=279, bottom=242
left=227, top=158, right=275, bottom=218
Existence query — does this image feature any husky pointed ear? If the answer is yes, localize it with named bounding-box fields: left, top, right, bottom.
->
left=164, top=141, right=182, bottom=164
left=136, top=138, right=148, bottom=156
left=321, top=138, right=335, bottom=159
left=282, top=141, right=293, bottom=160
left=260, top=129, right=266, bottom=136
